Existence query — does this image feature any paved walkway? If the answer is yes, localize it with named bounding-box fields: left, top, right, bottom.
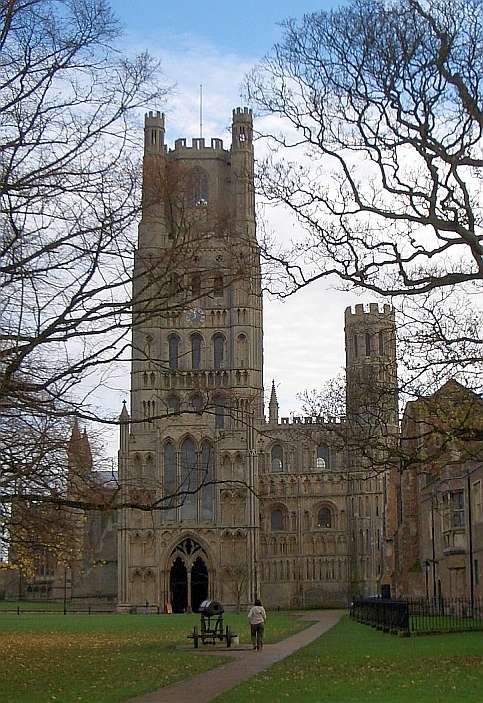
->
left=128, top=610, right=343, bottom=703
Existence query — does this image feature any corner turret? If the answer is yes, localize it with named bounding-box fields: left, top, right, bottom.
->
left=144, top=110, right=166, bottom=155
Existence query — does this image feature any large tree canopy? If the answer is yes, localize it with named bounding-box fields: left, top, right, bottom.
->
left=247, top=0, right=483, bottom=297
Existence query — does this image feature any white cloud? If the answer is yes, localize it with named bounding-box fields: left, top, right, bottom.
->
left=93, top=34, right=366, bottom=457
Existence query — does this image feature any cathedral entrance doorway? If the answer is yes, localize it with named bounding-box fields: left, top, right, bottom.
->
left=168, top=537, right=211, bottom=613
left=191, top=556, right=208, bottom=612
left=170, top=557, right=188, bottom=613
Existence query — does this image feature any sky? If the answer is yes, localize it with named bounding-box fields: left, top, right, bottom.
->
left=98, top=0, right=362, bottom=457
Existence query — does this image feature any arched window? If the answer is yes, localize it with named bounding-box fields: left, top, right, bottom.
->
left=236, top=333, right=247, bottom=367
left=169, top=272, right=182, bottom=296
left=271, top=445, right=283, bottom=472
left=316, top=446, right=329, bottom=470
left=191, top=334, right=202, bottom=370
left=318, top=507, right=333, bottom=529
left=163, top=442, right=176, bottom=515
left=378, top=330, right=384, bottom=355
left=271, top=509, right=284, bottom=531
left=191, top=272, right=201, bottom=298
left=215, top=399, right=225, bottom=429
left=180, top=437, right=197, bottom=520
left=365, top=333, right=371, bottom=356
left=213, top=273, right=224, bottom=297
left=167, top=394, right=180, bottom=414
left=168, top=335, right=179, bottom=370
left=213, top=333, right=225, bottom=369
left=191, top=393, right=204, bottom=413
left=188, top=167, right=209, bottom=207
left=201, top=441, right=214, bottom=520
left=354, top=334, right=358, bottom=358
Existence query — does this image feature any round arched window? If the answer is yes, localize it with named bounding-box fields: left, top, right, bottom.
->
left=271, top=509, right=284, bottom=531
left=318, top=507, right=333, bottom=529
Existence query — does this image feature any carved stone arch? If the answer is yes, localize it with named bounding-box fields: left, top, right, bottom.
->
left=314, top=500, right=338, bottom=529
left=269, top=501, right=289, bottom=531
left=165, top=532, right=214, bottom=574
left=177, top=432, right=199, bottom=451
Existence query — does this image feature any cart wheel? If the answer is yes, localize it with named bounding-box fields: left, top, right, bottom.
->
left=193, top=625, right=199, bottom=649
left=226, top=626, right=232, bottom=648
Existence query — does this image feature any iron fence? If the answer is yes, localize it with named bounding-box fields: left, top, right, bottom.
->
left=350, top=596, right=483, bottom=635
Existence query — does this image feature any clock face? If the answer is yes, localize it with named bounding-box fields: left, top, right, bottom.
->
left=185, top=307, right=204, bottom=323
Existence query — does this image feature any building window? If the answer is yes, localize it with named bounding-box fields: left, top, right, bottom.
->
left=180, top=437, right=197, bottom=520
left=378, top=330, right=384, bottom=354
left=191, top=393, right=204, bottom=413
left=318, top=507, right=333, bottom=528
left=354, top=334, right=358, bottom=358
left=365, top=333, right=371, bottom=356
left=213, top=333, right=225, bottom=369
left=168, top=335, right=179, bottom=370
left=443, top=490, right=465, bottom=530
left=201, top=441, right=214, bottom=520
left=271, top=509, right=284, bottom=531
left=191, top=272, right=201, bottom=298
left=191, top=333, right=202, bottom=370
left=169, top=272, right=182, bottom=296
left=213, top=273, right=224, bottom=297
left=316, top=446, right=329, bottom=469
left=271, top=445, right=283, bottom=472
left=215, top=399, right=225, bottom=429
left=163, top=442, right=177, bottom=512
left=188, top=167, right=209, bottom=207
left=473, top=481, right=482, bottom=522
left=167, top=394, right=180, bottom=414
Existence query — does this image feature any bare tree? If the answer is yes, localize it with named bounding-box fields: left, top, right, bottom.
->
left=221, top=564, right=249, bottom=613
left=247, top=0, right=482, bottom=298
left=0, top=0, right=171, bottom=561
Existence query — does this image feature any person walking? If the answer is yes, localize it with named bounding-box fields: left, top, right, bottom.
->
left=247, top=598, right=267, bottom=650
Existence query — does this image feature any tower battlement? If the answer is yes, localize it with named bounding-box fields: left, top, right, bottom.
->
left=344, top=303, right=394, bottom=321
left=232, top=106, right=253, bottom=121
left=171, top=137, right=226, bottom=153
left=144, top=110, right=165, bottom=128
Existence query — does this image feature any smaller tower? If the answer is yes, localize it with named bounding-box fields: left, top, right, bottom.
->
left=268, top=380, right=279, bottom=424
left=231, top=107, right=255, bottom=239
left=344, top=303, right=398, bottom=430
left=144, top=110, right=165, bottom=155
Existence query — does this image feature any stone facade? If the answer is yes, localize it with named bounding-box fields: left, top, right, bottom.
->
left=116, top=108, right=398, bottom=611
left=387, top=380, right=483, bottom=601
left=4, top=421, right=117, bottom=603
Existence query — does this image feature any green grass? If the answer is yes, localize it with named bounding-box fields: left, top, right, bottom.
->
left=217, top=616, right=483, bottom=703
left=0, top=610, right=307, bottom=703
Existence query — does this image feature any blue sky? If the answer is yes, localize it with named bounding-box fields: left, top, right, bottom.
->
left=113, top=1, right=335, bottom=56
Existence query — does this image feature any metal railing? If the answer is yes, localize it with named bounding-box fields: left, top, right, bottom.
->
left=350, top=596, right=483, bottom=635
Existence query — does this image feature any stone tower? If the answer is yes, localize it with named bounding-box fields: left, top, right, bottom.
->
left=344, top=304, right=398, bottom=596
left=345, top=303, right=397, bottom=430
left=118, top=108, right=263, bottom=611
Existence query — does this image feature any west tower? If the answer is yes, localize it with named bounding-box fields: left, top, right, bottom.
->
left=118, top=108, right=263, bottom=611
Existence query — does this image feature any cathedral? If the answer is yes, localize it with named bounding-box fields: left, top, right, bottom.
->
left=116, top=107, right=398, bottom=612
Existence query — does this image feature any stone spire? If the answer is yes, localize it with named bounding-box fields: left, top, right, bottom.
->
left=268, top=380, right=279, bottom=424
left=81, top=428, right=93, bottom=471
left=67, top=418, right=82, bottom=461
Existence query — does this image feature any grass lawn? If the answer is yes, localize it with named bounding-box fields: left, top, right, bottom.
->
left=217, top=616, right=483, bottom=703
left=0, top=610, right=307, bottom=703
